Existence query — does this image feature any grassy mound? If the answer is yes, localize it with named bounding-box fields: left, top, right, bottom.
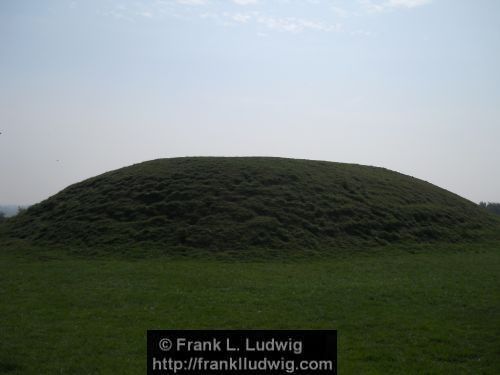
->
left=4, top=157, right=498, bottom=249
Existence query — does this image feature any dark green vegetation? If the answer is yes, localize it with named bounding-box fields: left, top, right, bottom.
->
left=5, top=157, right=498, bottom=250
left=0, top=242, right=499, bottom=374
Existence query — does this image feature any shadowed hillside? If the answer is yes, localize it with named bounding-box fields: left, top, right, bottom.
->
left=4, top=157, right=498, bottom=250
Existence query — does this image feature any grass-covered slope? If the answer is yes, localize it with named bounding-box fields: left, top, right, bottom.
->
left=5, top=157, right=498, bottom=249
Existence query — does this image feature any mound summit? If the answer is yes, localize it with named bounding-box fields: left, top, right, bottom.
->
left=5, top=157, right=497, bottom=249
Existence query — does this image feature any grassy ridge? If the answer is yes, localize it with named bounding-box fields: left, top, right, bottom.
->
left=0, top=242, right=498, bottom=374
left=5, top=157, right=498, bottom=250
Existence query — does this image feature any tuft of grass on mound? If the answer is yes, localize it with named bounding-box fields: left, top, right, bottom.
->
left=4, top=157, right=499, bottom=250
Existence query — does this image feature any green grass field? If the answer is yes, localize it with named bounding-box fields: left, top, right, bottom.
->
left=1, top=242, right=499, bottom=374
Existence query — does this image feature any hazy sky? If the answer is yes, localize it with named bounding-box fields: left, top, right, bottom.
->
left=1, top=0, right=499, bottom=205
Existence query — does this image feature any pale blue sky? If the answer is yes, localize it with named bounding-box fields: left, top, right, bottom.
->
left=1, top=0, right=499, bottom=205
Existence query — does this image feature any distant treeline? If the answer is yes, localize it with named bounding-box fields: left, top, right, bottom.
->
left=0, top=206, right=28, bottom=221
left=479, top=202, right=500, bottom=216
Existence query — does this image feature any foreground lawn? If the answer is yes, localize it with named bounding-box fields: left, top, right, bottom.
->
left=0, top=243, right=499, bottom=374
